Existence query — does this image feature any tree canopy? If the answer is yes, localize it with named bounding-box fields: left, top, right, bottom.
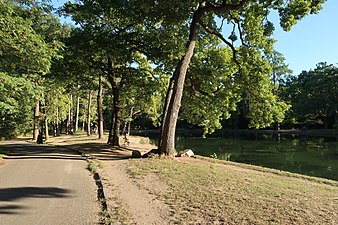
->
left=1, top=0, right=335, bottom=153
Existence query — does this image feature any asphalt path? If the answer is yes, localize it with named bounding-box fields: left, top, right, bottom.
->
left=0, top=140, right=100, bottom=225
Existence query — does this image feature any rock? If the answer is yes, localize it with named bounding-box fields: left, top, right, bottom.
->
left=142, top=149, right=162, bottom=158
left=177, top=149, right=194, bottom=157
left=131, top=150, right=142, bottom=158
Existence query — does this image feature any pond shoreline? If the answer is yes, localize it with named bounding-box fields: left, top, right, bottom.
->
left=132, top=128, right=338, bottom=139
left=130, top=129, right=338, bottom=181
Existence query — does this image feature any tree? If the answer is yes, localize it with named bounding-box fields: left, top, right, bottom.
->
left=0, top=0, right=58, bottom=75
left=156, top=0, right=326, bottom=156
left=62, top=0, right=165, bottom=146
left=0, top=73, right=36, bottom=139
left=284, top=63, right=338, bottom=128
left=180, top=42, right=240, bottom=136
left=60, top=0, right=326, bottom=156
left=0, top=0, right=64, bottom=140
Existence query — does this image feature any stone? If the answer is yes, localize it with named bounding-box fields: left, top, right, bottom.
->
left=142, top=149, right=161, bottom=158
left=177, top=149, right=194, bottom=157
left=131, top=150, right=142, bottom=158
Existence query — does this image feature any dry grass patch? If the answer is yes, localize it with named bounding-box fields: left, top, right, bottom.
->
left=128, top=158, right=338, bottom=224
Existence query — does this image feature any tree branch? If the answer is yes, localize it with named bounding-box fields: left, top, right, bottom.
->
left=219, top=17, right=226, bottom=30
left=199, top=21, right=241, bottom=71
left=234, top=18, right=248, bottom=47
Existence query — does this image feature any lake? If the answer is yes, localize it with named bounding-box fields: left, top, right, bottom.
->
left=174, top=133, right=338, bottom=181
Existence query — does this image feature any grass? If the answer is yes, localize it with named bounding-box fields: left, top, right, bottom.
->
left=195, top=155, right=338, bottom=187
left=104, top=194, right=135, bottom=225
left=84, top=157, right=132, bottom=225
left=86, top=158, right=101, bottom=174
left=0, top=148, right=9, bottom=155
left=128, top=158, right=338, bottom=224
left=87, top=159, right=97, bottom=173
left=0, top=148, right=9, bottom=160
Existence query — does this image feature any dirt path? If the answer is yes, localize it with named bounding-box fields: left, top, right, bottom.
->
left=50, top=135, right=172, bottom=224
left=101, top=160, right=171, bottom=225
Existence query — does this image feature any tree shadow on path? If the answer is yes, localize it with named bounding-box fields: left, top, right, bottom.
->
left=0, top=187, right=71, bottom=215
left=0, top=187, right=71, bottom=202
left=62, top=142, right=138, bottom=161
left=1, top=142, right=85, bottom=161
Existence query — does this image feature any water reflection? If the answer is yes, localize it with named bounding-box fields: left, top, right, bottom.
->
left=176, top=134, right=338, bottom=181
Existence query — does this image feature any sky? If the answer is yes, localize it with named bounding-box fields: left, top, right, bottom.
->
left=52, top=0, right=338, bottom=75
left=272, top=0, right=338, bottom=75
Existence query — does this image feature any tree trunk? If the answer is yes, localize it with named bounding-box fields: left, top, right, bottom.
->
left=66, top=95, right=72, bottom=134
left=107, top=56, right=122, bottom=146
left=33, top=100, right=40, bottom=141
left=113, top=98, right=122, bottom=145
left=69, top=94, right=74, bottom=134
left=87, top=91, right=92, bottom=136
left=44, top=117, right=49, bottom=142
left=97, top=75, right=104, bottom=139
left=159, top=8, right=201, bottom=157
left=121, top=121, right=127, bottom=136
left=126, top=107, right=134, bottom=136
left=75, top=94, right=80, bottom=133
left=42, top=96, right=49, bottom=142
left=158, top=68, right=179, bottom=148
left=56, top=107, right=59, bottom=135
left=107, top=82, right=121, bottom=146
left=108, top=110, right=115, bottom=143
left=82, top=120, right=85, bottom=132
left=53, top=119, right=57, bottom=137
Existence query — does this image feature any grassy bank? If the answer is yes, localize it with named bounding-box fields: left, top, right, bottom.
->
left=128, top=158, right=338, bottom=224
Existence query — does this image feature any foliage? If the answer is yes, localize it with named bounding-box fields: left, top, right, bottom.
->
left=238, top=47, right=291, bottom=129
left=181, top=40, right=290, bottom=134
left=119, top=53, right=166, bottom=127
left=42, top=80, right=69, bottom=125
left=181, top=44, right=240, bottom=135
left=0, top=1, right=66, bottom=138
left=0, top=0, right=63, bottom=75
left=0, top=0, right=331, bottom=140
left=0, top=73, right=36, bottom=138
left=283, top=62, right=338, bottom=128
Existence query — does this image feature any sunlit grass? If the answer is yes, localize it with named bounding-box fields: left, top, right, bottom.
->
left=129, top=158, right=338, bottom=224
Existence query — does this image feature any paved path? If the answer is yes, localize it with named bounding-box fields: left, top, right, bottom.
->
left=0, top=140, right=100, bottom=225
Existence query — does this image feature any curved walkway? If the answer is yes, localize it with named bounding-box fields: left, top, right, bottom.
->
left=0, top=140, right=100, bottom=225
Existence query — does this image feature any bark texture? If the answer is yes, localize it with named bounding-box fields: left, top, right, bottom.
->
left=97, top=75, right=104, bottom=139
left=44, top=117, right=49, bottom=142
left=33, top=100, right=40, bottom=141
left=158, top=77, right=175, bottom=148
left=67, top=94, right=73, bottom=134
left=87, top=91, right=92, bottom=136
left=107, top=56, right=122, bottom=146
left=75, top=94, right=80, bottom=132
left=159, top=8, right=202, bottom=157
left=127, top=107, right=133, bottom=136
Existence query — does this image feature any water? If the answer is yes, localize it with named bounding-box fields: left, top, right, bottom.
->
left=175, top=134, right=338, bottom=181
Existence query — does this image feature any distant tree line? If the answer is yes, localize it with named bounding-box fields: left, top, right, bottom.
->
left=282, top=63, right=338, bottom=129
